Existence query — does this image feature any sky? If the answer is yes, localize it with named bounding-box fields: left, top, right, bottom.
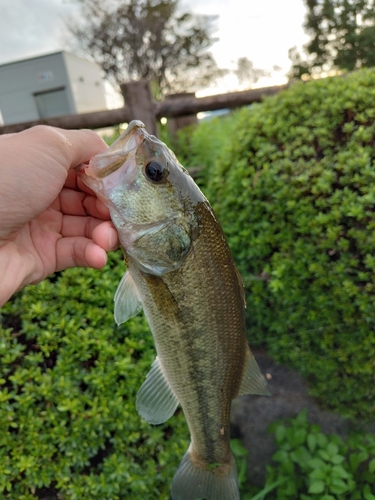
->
left=0, top=0, right=308, bottom=103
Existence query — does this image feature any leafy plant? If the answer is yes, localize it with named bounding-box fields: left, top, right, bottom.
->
left=205, top=68, right=375, bottom=420
left=230, top=439, right=283, bottom=500
left=231, top=439, right=250, bottom=491
left=0, top=250, right=258, bottom=499
left=159, top=112, right=236, bottom=188
left=265, top=410, right=375, bottom=499
left=0, top=252, right=188, bottom=499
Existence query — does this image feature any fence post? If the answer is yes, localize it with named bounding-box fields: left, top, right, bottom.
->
left=165, top=92, right=198, bottom=137
left=120, top=80, right=158, bottom=136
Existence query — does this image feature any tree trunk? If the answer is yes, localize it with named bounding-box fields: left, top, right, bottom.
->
left=165, top=92, right=198, bottom=137
left=120, top=80, right=158, bottom=136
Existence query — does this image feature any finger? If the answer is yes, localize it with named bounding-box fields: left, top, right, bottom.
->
left=63, top=172, right=110, bottom=219
left=55, top=237, right=108, bottom=271
left=92, top=221, right=119, bottom=251
left=61, top=215, right=104, bottom=238
left=61, top=217, right=118, bottom=251
left=76, top=175, right=97, bottom=195
left=25, top=126, right=108, bottom=173
left=56, top=189, right=110, bottom=219
left=54, top=128, right=108, bottom=171
left=83, top=195, right=111, bottom=219
left=64, top=170, right=79, bottom=190
left=59, top=189, right=87, bottom=216
left=65, top=170, right=99, bottom=197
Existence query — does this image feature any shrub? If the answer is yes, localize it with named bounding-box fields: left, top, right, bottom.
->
left=0, top=252, right=188, bottom=499
left=265, top=410, right=375, bottom=499
left=0, top=115, right=255, bottom=499
left=205, top=69, right=375, bottom=420
left=159, top=113, right=237, bottom=186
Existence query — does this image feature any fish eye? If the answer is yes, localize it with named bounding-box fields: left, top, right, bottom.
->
left=144, top=161, right=165, bottom=183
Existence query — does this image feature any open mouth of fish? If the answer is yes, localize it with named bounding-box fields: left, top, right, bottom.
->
left=76, top=120, right=146, bottom=180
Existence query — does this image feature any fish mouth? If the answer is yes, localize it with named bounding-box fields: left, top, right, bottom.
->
left=77, top=120, right=147, bottom=179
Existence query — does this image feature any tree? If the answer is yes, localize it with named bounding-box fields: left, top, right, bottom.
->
left=66, top=0, right=226, bottom=97
left=289, top=0, right=375, bottom=78
left=232, top=57, right=281, bottom=88
left=233, top=57, right=270, bottom=87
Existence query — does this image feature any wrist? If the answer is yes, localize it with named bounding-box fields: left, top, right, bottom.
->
left=0, top=242, right=32, bottom=307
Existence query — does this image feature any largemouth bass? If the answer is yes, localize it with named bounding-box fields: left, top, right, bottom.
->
left=77, top=120, right=270, bottom=500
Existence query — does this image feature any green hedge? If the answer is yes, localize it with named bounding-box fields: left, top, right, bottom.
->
left=205, top=69, right=375, bottom=420
left=0, top=252, right=188, bottom=499
left=159, top=113, right=236, bottom=187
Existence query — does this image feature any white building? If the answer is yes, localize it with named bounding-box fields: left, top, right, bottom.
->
left=0, top=51, right=107, bottom=125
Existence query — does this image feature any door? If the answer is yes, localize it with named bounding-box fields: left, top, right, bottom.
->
left=34, top=87, right=70, bottom=119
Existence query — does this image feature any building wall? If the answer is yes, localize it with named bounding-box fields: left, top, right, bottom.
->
left=63, top=53, right=107, bottom=114
left=0, top=51, right=107, bottom=125
left=0, top=52, right=76, bottom=125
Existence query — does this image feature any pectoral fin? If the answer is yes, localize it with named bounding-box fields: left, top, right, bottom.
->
left=114, top=271, right=142, bottom=325
left=136, top=357, right=179, bottom=425
left=237, top=348, right=271, bottom=397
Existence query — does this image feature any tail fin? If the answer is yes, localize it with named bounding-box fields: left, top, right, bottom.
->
left=171, top=447, right=240, bottom=500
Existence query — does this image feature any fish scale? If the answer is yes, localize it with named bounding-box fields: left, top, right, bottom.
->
left=77, top=120, right=270, bottom=500
left=130, top=201, right=245, bottom=466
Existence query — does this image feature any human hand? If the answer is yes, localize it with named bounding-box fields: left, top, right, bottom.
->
left=0, top=125, right=120, bottom=307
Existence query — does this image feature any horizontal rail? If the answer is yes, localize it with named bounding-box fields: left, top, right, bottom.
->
left=0, top=83, right=289, bottom=135
left=0, top=107, right=131, bottom=134
left=155, top=84, right=289, bottom=118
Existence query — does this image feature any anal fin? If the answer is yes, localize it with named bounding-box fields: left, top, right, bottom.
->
left=136, top=357, right=179, bottom=425
left=237, top=348, right=271, bottom=397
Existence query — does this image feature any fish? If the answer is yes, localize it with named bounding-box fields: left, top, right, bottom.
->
left=76, top=120, right=270, bottom=500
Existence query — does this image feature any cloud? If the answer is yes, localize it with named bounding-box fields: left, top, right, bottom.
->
left=0, top=0, right=307, bottom=87
left=0, top=0, right=77, bottom=64
left=181, top=0, right=307, bottom=72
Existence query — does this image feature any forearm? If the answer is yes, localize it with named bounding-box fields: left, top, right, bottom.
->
left=0, top=243, right=31, bottom=307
